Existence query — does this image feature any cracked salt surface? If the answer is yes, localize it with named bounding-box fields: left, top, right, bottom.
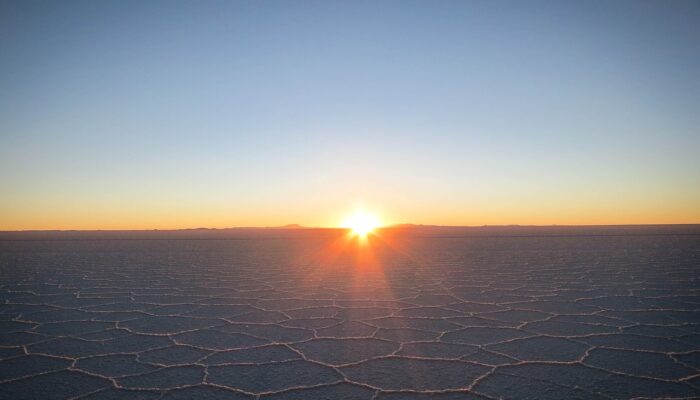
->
left=1, top=226, right=700, bottom=399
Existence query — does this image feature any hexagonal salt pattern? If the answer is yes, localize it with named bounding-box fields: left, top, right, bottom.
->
left=1, top=229, right=700, bottom=399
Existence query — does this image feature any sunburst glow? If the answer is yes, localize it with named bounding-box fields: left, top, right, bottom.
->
left=342, top=210, right=381, bottom=237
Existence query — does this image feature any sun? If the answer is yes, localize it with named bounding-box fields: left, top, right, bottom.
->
left=342, top=210, right=381, bottom=237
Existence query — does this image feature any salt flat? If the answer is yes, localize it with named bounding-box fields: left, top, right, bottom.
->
left=1, top=226, right=699, bottom=399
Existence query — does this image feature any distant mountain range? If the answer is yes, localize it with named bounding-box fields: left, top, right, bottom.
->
left=1, top=224, right=699, bottom=240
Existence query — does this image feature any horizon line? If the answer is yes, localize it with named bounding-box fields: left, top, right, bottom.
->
left=2, top=222, right=700, bottom=233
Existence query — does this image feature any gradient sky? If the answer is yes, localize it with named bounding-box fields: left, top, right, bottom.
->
left=1, top=0, right=699, bottom=229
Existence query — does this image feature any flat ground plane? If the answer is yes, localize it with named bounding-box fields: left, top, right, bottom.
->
left=1, top=226, right=699, bottom=399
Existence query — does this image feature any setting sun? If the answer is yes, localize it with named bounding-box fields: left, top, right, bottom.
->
left=342, top=210, right=381, bottom=237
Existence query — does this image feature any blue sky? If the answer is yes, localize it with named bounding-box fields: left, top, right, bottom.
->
left=1, top=1, right=698, bottom=228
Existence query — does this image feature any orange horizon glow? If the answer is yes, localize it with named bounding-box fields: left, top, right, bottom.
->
left=2, top=212, right=700, bottom=232
left=1, top=197, right=699, bottom=231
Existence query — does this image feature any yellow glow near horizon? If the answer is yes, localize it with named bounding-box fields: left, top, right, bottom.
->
left=342, top=210, right=381, bottom=237
left=1, top=190, right=699, bottom=230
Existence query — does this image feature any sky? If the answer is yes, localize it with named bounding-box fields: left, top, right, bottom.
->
left=1, top=0, right=699, bottom=230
